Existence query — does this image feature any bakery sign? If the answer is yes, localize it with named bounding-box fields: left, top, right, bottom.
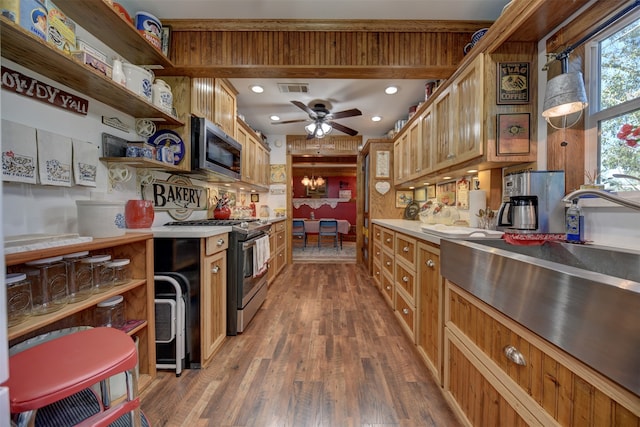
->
left=1, top=66, right=89, bottom=115
left=142, top=175, right=207, bottom=221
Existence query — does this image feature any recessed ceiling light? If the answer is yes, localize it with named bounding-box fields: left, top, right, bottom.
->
left=371, top=116, right=382, bottom=122
left=467, top=169, right=478, bottom=173
left=442, top=176, right=452, bottom=180
left=409, top=186, right=415, bottom=189
left=250, top=85, right=264, bottom=93
left=385, top=86, right=398, bottom=95
left=270, top=115, right=280, bottom=121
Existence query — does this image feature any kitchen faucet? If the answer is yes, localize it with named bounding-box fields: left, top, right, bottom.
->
left=563, top=189, right=640, bottom=211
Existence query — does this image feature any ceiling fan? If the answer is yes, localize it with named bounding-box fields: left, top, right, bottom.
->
left=272, top=100, right=362, bottom=138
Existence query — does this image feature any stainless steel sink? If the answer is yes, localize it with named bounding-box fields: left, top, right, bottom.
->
left=465, top=239, right=640, bottom=284
left=440, top=238, right=640, bottom=397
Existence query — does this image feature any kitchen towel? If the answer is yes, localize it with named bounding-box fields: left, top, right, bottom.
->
left=2, top=120, right=38, bottom=184
left=468, top=190, right=487, bottom=228
left=37, top=129, right=72, bottom=187
left=73, top=139, right=99, bottom=187
left=253, top=235, right=271, bottom=277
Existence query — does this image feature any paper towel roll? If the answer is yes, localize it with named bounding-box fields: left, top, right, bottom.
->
left=468, top=190, right=487, bottom=228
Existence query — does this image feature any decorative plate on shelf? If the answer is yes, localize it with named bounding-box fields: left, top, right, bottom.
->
left=147, top=129, right=185, bottom=165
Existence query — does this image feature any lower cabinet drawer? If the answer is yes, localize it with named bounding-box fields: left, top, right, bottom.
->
left=372, top=259, right=382, bottom=288
left=381, top=271, right=394, bottom=307
left=444, top=328, right=537, bottom=427
left=382, top=251, right=394, bottom=276
left=394, top=288, right=415, bottom=340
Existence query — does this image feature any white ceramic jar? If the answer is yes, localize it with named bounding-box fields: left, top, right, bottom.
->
left=152, top=79, right=173, bottom=113
left=122, top=63, right=153, bottom=101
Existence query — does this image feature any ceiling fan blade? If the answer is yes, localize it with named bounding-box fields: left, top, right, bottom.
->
left=272, top=119, right=309, bottom=125
left=291, top=100, right=317, bottom=118
left=329, top=108, right=362, bottom=119
left=327, top=121, right=358, bottom=136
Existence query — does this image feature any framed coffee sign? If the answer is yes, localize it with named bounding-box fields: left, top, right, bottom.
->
left=497, top=62, right=530, bottom=104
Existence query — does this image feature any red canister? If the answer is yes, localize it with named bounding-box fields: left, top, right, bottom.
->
left=125, top=199, right=155, bottom=228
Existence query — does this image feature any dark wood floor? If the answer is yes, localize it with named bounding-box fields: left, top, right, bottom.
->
left=140, top=263, right=462, bottom=427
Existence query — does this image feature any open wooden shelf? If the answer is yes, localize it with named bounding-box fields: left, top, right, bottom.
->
left=52, top=0, right=173, bottom=68
left=0, top=17, right=182, bottom=125
left=100, top=157, right=188, bottom=172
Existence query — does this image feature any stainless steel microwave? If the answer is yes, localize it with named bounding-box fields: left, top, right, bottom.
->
left=190, top=116, right=242, bottom=181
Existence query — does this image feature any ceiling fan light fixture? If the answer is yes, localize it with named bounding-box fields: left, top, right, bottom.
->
left=305, top=121, right=332, bottom=138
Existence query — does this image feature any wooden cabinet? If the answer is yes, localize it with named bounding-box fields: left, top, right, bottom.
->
left=191, top=77, right=238, bottom=138
left=268, top=221, right=286, bottom=285
left=237, top=118, right=270, bottom=189
left=201, top=234, right=228, bottom=365
left=393, top=233, right=417, bottom=341
left=214, top=79, right=237, bottom=137
left=6, top=233, right=157, bottom=391
left=416, top=242, right=444, bottom=384
left=0, top=2, right=181, bottom=126
left=433, top=54, right=484, bottom=170
left=444, top=281, right=640, bottom=427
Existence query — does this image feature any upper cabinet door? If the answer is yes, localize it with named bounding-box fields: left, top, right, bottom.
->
left=453, top=53, right=484, bottom=163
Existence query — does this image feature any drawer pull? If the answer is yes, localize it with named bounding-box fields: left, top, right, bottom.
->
left=376, top=271, right=380, bottom=276
left=403, top=246, right=409, bottom=252
left=386, top=286, right=391, bottom=290
left=386, top=261, right=391, bottom=266
left=402, top=276, right=409, bottom=282
left=376, top=232, right=380, bottom=237
left=376, top=251, right=380, bottom=256
left=426, top=259, right=435, bottom=268
left=217, top=238, right=225, bottom=246
left=385, top=238, right=391, bottom=243
left=503, top=345, right=526, bottom=366
left=402, top=308, right=409, bottom=315
left=211, top=265, right=220, bottom=274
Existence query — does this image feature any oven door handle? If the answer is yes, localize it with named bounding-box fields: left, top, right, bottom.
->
left=242, top=233, right=266, bottom=250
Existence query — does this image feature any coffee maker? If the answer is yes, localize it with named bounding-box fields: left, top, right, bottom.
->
left=496, top=170, right=565, bottom=233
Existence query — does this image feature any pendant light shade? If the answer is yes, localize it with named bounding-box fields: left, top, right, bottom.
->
left=542, top=71, right=588, bottom=118
left=305, top=121, right=332, bottom=138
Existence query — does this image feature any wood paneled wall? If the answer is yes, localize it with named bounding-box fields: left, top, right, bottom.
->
left=159, top=19, right=490, bottom=79
left=544, top=0, right=628, bottom=192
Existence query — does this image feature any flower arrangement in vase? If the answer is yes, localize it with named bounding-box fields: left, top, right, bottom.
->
left=213, top=194, right=231, bottom=219
left=617, top=123, right=639, bottom=148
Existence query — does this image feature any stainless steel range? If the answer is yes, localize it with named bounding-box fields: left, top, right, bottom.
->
left=161, top=218, right=271, bottom=336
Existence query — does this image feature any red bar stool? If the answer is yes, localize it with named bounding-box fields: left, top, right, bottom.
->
left=3, top=327, right=149, bottom=427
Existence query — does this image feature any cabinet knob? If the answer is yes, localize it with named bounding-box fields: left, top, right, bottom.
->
left=376, top=271, right=380, bottom=276
left=402, top=308, right=409, bottom=315
left=376, top=251, right=380, bottom=256
left=426, top=259, right=435, bottom=268
left=403, top=246, right=409, bottom=252
left=503, top=345, right=527, bottom=366
left=402, top=276, right=409, bottom=283
left=386, top=261, right=391, bottom=266
left=376, top=232, right=380, bottom=237
left=385, top=238, right=391, bottom=243
left=211, top=265, right=220, bottom=274
left=217, top=238, right=225, bottom=246
left=386, top=286, right=391, bottom=290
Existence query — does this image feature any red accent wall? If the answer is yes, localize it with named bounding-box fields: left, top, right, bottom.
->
left=292, top=175, right=357, bottom=225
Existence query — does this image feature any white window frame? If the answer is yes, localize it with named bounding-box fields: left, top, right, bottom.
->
left=585, top=7, right=640, bottom=192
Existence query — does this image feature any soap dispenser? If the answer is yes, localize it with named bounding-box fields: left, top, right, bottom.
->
left=565, top=199, right=584, bottom=242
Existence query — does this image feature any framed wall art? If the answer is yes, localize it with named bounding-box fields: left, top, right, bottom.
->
left=375, top=150, right=390, bottom=178
left=395, top=190, right=413, bottom=207
left=497, top=62, right=530, bottom=105
left=497, top=113, right=531, bottom=155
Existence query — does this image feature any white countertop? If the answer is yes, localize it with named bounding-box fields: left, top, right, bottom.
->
left=131, top=217, right=286, bottom=239
left=371, top=219, right=503, bottom=245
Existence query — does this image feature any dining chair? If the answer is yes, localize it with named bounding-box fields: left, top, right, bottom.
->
left=292, top=219, right=307, bottom=249
left=318, top=219, right=340, bottom=249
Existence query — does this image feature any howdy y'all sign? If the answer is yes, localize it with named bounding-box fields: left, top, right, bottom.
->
left=142, top=177, right=207, bottom=211
left=1, top=66, right=89, bottom=115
